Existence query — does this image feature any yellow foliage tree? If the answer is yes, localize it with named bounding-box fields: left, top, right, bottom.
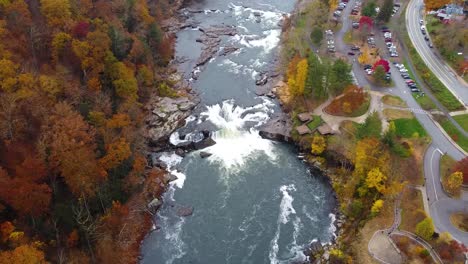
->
left=40, top=0, right=71, bottom=27
left=366, top=167, right=387, bottom=193
left=329, top=0, right=339, bottom=11
left=371, top=199, right=384, bottom=214
left=445, top=171, right=463, bottom=196
left=0, top=244, right=48, bottom=264
left=39, top=75, right=62, bottom=99
left=354, top=138, right=389, bottom=177
left=424, top=0, right=451, bottom=10
left=99, top=138, right=131, bottom=171
left=51, top=32, right=71, bottom=63
left=311, top=134, right=326, bottom=155
left=288, top=58, right=308, bottom=97
left=358, top=45, right=371, bottom=65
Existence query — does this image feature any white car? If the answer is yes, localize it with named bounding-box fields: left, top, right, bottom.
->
left=399, top=68, right=408, bottom=72
left=419, top=19, right=424, bottom=25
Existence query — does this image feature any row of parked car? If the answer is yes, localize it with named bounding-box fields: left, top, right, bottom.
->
left=350, top=1, right=361, bottom=15
left=381, top=27, right=399, bottom=57
left=326, top=30, right=336, bottom=53
left=393, top=63, right=422, bottom=93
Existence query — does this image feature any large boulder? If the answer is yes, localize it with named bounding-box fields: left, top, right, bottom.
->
left=146, top=96, right=198, bottom=145
left=258, top=113, right=293, bottom=142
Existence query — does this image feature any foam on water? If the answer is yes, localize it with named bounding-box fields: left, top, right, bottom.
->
left=200, top=100, right=276, bottom=170
left=269, top=184, right=297, bottom=264
left=328, top=213, right=337, bottom=240
left=159, top=152, right=186, bottom=189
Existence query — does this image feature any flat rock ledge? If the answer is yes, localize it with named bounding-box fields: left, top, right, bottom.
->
left=258, top=113, right=293, bottom=142
left=145, top=96, right=199, bottom=146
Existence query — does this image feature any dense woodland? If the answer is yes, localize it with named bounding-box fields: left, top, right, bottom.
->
left=0, top=0, right=182, bottom=263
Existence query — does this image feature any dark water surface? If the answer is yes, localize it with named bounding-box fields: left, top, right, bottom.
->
left=141, top=1, right=336, bottom=263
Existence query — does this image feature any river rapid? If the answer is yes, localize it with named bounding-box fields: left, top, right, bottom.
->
left=140, top=1, right=336, bottom=263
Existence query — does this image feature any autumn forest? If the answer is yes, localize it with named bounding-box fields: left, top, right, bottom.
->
left=0, top=0, right=181, bottom=263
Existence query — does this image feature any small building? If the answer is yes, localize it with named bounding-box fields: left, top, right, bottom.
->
left=317, top=123, right=335, bottom=135
left=296, top=125, right=311, bottom=135
left=297, top=113, right=312, bottom=122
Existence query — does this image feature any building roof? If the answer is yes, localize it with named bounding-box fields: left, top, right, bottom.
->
left=297, top=113, right=312, bottom=122
left=296, top=125, right=311, bottom=135
left=317, top=123, right=335, bottom=135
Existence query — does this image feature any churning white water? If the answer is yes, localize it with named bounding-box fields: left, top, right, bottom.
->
left=140, top=0, right=336, bottom=263
left=202, top=100, right=277, bottom=169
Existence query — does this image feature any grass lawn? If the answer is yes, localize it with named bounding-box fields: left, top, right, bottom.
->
left=452, top=114, right=468, bottom=132
left=383, top=109, right=413, bottom=120
left=306, top=115, right=323, bottom=131
left=402, top=39, right=463, bottom=111
left=450, top=212, right=468, bottom=232
left=382, top=95, right=407, bottom=107
left=412, top=93, right=436, bottom=111
left=394, top=118, right=427, bottom=138
left=440, top=118, right=468, bottom=152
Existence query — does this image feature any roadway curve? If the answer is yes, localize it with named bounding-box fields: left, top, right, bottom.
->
left=335, top=0, right=468, bottom=245
left=406, top=0, right=468, bottom=107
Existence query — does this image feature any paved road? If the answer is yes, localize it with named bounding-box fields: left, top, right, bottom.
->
left=406, top=0, right=468, bottom=107
left=424, top=145, right=468, bottom=245
left=335, top=0, right=468, bottom=246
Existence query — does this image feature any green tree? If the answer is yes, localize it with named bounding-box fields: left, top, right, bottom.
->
left=362, top=1, right=377, bottom=17
left=357, top=112, right=382, bottom=139
left=377, top=0, right=394, bottom=22
left=305, top=51, right=326, bottom=99
left=373, top=65, right=386, bottom=85
left=328, top=59, right=353, bottom=95
left=415, top=218, right=434, bottom=240
left=310, top=27, right=323, bottom=46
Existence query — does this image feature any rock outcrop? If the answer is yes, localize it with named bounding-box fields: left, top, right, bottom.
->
left=258, top=113, right=293, bottom=142
left=146, top=96, right=198, bottom=146
left=195, top=26, right=238, bottom=67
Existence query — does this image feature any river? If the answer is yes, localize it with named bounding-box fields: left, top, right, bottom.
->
left=140, top=1, right=336, bottom=263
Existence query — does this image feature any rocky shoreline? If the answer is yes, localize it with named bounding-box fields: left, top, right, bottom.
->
left=140, top=0, right=345, bottom=262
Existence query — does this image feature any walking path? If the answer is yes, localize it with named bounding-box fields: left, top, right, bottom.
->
left=313, top=91, right=388, bottom=132
left=368, top=189, right=444, bottom=264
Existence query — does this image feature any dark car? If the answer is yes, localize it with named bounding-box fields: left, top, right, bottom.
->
left=424, top=36, right=429, bottom=41
left=348, top=51, right=355, bottom=56
left=364, top=64, right=372, bottom=70
left=403, top=75, right=411, bottom=79
left=381, top=26, right=388, bottom=30
left=350, top=45, right=360, bottom=51
left=411, top=88, right=420, bottom=92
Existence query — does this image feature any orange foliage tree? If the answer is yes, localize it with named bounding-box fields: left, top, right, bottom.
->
left=40, top=102, right=106, bottom=197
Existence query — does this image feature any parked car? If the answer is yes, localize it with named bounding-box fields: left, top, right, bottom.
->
left=411, top=88, right=420, bottom=93
left=428, top=43, right=433, bottom=48
left=348, top=51, right=355, bottom=56
left=419, top=19, right=424, bottom=25
left=424, top=36, right=429, bottom=41
left=352, top=22, right=359, bottom=28
left=333, top=10, right=342, bottom=17
left=350, top=45, right=360, bottom=51
left=364, top=64, right=372, bottom=70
